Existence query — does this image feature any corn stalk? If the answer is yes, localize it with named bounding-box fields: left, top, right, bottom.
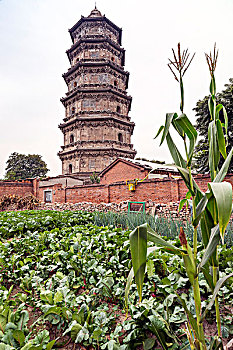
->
left=126, top=43, right=233, bottom=350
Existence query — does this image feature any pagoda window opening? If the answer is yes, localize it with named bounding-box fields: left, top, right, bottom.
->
left=69, top=164, right=73, bottom=174
left=71, top=107, right=76, bottom=115
left=114, top=80, right=117, bottom=87
left=89, top=159, right=95, bottom=170
left=70, top=134, right=74, bottom=143
left=118, top=133, right=123, bottom=142
left=73, top=81, right=77, bottom=87
left=116, top=106, right=121, bottom=113
left=111, top=57, right=115, bottom=62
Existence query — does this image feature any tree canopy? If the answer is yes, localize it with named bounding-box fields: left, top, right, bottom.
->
left=5, top=152, right=49, bottom=180
left=193, top=78, right=233, bottom=173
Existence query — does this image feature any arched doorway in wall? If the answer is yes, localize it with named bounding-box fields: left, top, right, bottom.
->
left=70, top=134, right=74, bottom=143
left=69, top=164, right=73, bottom=174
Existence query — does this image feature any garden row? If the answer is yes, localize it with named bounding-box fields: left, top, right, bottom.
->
left=0, top=210, right=232, bottom=349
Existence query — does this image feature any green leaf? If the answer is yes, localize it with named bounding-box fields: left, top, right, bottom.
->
left=146, top=260, right=155, bottom=278
left=199, top=225, right=220, bottom=270
left=0, top=316, right=7, bottom=333
left=18, top=310, right=29, bottom=331
left=201, top=272, right=233, bottom=321
left=129, top=225, right=147, bottom=301
left=147, top=224, right=183, bottom=255
left=193, top=149, right=233, bottom=227
left=54, top=291, right=63, bottom=304
left=143, top=338, right=156, bottom=350
left=44, top=307, right=61, bottom=317
left=208, top=121, right=220, bottom=181
left=210, top=76, right=216, bottom=96
left=215, top=104, right=223, bottom=120
left=71, top=324, right=82, bottom=341
left=208, top=95, right=216, bottom=120
left=179, top=199, right=188, bottom=212
left=222, top=106, right=228, bottom=139
left=0, top=344, right=14, bottom=350
left=201, top=266, right=215, bottom=292
left=175, top=114, right=197, bottom=164
left=12, top=330, right=25, bottom=347
left=125, top=246, right=159, bottom=309
left=166, top=132, right=186, bottom=169
left=125, top=267, right=134, bottom=310
left=216, top=119, right=227, bottom=159
left=160, top=113, right=177, bottom=145
left=40, top=291, right=53, bottom=305
left=214, top=147, right=233, bottom=182
left=208, top=182, right=232, bottom=243
left=46, top=340, right=56, bottom=350
left=176, top=294, right=199, bottom=337
left=200, top=207, right=215, bottom=247
left=154, top=125, right=164, bottom=139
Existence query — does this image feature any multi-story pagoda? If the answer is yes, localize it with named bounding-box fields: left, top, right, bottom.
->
left=58, top=6, right=136, bottom=180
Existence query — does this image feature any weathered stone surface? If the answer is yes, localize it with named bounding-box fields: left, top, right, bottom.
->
left=58, top=8, right=136, bottom=179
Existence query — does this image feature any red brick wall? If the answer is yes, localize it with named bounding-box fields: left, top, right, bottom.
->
left=4, top=174, right=233, bottom=206
left=65, top=184, right=109, bottom=203
left=0, top=181, right=34, bottom=198
left=100, top=162, right=148, bottom=184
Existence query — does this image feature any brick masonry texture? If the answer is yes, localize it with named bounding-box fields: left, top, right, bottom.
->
left=0, top=181, right=34, bottom=198
left=1, top=174, right=233, bottom=208
left=100, top=161, right=148, bottom=184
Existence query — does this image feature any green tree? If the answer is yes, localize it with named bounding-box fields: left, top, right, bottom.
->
left=193, top=78, right=233, bottom=173
left=4, top=152, right=49, bottom=180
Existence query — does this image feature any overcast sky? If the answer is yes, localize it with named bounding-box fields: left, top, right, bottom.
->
left=1, top=0, right=233, bottom=177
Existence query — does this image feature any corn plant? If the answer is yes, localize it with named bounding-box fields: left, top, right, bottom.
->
left=126, top=43, right=233, bottom=350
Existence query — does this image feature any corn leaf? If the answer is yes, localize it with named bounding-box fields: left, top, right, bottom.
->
left=125, top=246, right=159, bottom=308
left=147, top=224, right=183, bottom=255
left=176, top=294, right=199, bottom=337
left=154, top=125, right=164, bottom=139
left=214, top=147, right=233, bottom=182
left=175, top=114, right=197, bottom=164
left=201, top=272, right=233, bottom=321
left=215, top=104, right=223, bottom=120
left=208, top=121, right=220, bottom=181
left=200, top=207, right=215, bottom=248
left=216, top=119, right=227, bottom=159
left=179, top=199, right=188, bottom=212
left=193, top=148, right=233, bottom=227
left=201, top=266, right=215, bottom=292
left=208, top=95, right=216, bottom=120
left=210, top=76, right=216, bottom=96
left=208, top=182, right=232, bottom=243
left=124, top=267, right=134, bottom=309
left=206, top=196, right=218, bottom=226
left=129, top=225, right=148, bottom=302
left=199, top=225, right=220, bottom=270
left=160, top=113, right=177, bottom=146
left=166, top=132, right=186, bottom=168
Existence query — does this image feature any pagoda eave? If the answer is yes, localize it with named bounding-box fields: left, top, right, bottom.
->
left=58, top=116, right=135, bottom=129
left=60, top=87, right=132, bottom=104
left=62, top=60, right=129, bottom=80
left=68, top=16, right=122, bottom=45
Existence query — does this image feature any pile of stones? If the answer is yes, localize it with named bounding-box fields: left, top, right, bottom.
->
left=39, top=200, right=191, bottom=220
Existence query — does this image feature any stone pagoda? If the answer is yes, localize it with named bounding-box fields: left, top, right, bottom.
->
left=58, top=6, right=136, bottom=180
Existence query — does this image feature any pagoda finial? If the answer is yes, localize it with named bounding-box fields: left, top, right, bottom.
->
left=88, top=4, right=102, bottom=17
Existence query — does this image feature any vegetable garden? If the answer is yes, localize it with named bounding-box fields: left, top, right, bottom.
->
left=0, top=210, right=232, bottom=349
left=1, top=44, right=233, bottom=350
